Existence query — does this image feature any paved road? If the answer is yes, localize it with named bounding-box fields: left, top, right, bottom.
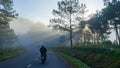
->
left=0, top=47, right=69, bottom=68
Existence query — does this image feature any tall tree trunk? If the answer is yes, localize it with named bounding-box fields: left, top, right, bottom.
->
left=114, top=23, right=120, bottom=45
left=70, top=9, right=73, bottom=47
left=95, top=32, right=98, bottom=44
left=83, top=33, right=85, bottom=44
left=101, top=35, right=104, bottom=44
left=92, top=34, right=94, bottom=44
left=93, top=34, right=95, bottom=44
left=118, top=27, right=120, bottom=45
left=119, top=27, right=120, bottom=45
left=96, top=30, right=100, bottom=44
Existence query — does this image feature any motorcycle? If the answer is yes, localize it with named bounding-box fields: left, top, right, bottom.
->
left=41, top=54, right=46, bottom=64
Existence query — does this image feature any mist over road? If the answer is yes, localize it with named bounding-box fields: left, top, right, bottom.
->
left=0, top=17, right=70, bottom=68
left=0, top=46, right=69, bottom=68
left=10, top=17, right=61, bottom=46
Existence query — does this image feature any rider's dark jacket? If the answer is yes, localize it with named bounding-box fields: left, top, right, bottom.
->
left=40, top=46, right=47, bottom=58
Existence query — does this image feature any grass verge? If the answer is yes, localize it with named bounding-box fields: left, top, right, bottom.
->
left=0, top=46, right=26, bottom=61
left=57, top=52, right=90, bottom=68
left=50, top=46, right=120, bottom=68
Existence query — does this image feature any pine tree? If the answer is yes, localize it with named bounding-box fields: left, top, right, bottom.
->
left=50, top=0, right=86, bottom=47
left=0, top=0, right=18, bottom=48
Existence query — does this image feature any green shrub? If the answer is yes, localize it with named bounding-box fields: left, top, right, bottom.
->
left=103, top=40, right=112, bottom=45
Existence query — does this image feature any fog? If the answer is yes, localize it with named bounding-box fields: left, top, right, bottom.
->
left=10, top=17, right=61, bottom=47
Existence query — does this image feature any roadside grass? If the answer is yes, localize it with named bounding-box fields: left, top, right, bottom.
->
left=0, top=46, right=26, bottom=61
left=50, top=45, right=120, bottom=68
left=57, top=52, right=90, bottom=68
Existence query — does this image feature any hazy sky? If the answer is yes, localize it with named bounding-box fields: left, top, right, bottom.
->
left=12, top=0, right=116, bottom=42
left=13, top=0, right=104, bottom=25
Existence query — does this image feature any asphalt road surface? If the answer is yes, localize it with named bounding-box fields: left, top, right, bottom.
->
left=0, top=47, right=69, bottom=68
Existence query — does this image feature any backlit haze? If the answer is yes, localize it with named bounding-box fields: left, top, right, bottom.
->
left=10, top=0, right=115, bottom=46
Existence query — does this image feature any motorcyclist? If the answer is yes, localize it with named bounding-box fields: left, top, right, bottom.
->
left=40, top=45, right=47, bottom=63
